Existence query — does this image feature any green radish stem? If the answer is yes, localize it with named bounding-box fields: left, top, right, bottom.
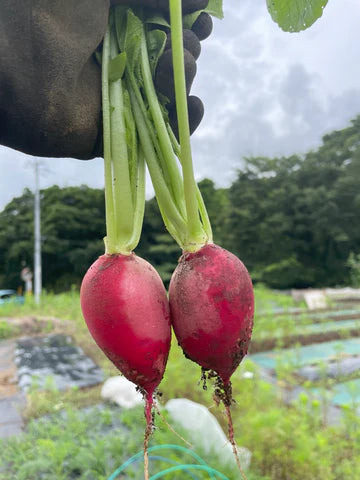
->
left=112, top=6, right=211, bottom=252
left=107, top=5, right=212, bottom=254
left=169, top=0, right=207, bottom=251
left=140, top=34, right=186, bottom=218
left=102, top=26, right=117, bottom=254
left=127, top=84, right=187, bottom=245
left=114, top=9, right=186, bottom=242
left=109, top=29, right=134, bottom=247
left=196, top=185, right=212, bottom=238
left=167, top=122, right=212, bottom=241
left=126, top=149, right=146, bottom=252
left=102, top=15, right=147, bottom=255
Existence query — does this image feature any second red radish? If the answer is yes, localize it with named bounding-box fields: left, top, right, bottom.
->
left=169, top=243, right=254, bottom=386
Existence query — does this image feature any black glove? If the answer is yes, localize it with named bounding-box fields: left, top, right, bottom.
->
left=115, top=0, right=209, bottom=14
left=154, top=13, right=213, bottom=138
left=117, top=0, right=213, bottom=139
left=0, top=0, right=212, bottom=159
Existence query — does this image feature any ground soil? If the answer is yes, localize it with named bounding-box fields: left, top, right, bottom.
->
left=260, top=310, right=360, bottom=323
left=250, top=328, right=360, bottom=353
left=1, top=315, right=70, bottom=336
left=0, top=364, right=18, bottom=398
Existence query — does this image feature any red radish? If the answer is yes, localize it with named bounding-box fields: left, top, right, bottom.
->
left=169, top=243, right=254, bottom=385
left=80, top=253, right=171, bottom=421
left=169, top=243, right=254, bottom=478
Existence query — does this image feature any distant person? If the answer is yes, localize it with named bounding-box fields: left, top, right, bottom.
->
left=20, top=267, right=33, bottom=295
left=0, top=0, right=211, bottom=160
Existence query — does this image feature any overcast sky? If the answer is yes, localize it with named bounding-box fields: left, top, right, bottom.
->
left=1, top=0, right=360, bottom=210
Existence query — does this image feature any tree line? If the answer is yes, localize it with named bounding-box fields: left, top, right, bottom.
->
left=1, top=116, right=359, bottom=291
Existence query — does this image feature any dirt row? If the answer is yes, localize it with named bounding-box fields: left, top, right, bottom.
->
left=250, top=329, right=360, bottom=353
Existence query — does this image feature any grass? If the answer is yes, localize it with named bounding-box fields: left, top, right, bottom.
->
left=254, top=284, right=305, bottom=313
left=0, top=319, right=20, bottom=339
left=0, top=289, right=83, bottom=324
left=1, top=287, right=360, bottom=479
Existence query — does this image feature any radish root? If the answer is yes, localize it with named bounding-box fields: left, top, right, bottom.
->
left=153, top=401, right=193, bottom=448
left=143, top=393, right=154, bottom=480
left=224, top=404, right=248, bottom=480
left=212, top=376, right=248, bottom=480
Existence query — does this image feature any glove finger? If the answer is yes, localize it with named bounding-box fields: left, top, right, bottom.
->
left=111, top=0, right=209, bottom=15
left=177, top=0, right=209, bottom=14
left=155, top=48, right=196, bottom=105
left=191, top=12, right=213, bottom=40
left=169, top=95, right=204, bottom=139
left=165, top=29, right=201, bottom=61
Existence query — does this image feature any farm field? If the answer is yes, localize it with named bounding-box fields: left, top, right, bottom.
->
left=0, top=287, right=359, bottom=480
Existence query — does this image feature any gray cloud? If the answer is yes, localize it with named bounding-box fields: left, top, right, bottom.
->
left=190, top=0, right=360, bottom=184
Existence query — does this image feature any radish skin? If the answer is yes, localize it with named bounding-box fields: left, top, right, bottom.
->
left=80, top=253, right=171, bottom=398
left=169, top=243, right=254, bottom=384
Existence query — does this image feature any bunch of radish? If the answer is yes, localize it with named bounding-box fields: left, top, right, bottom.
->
left=80, top=1, right=254, bottom=478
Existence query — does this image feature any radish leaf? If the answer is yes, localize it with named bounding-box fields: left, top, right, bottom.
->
left=145, top=14, right=170, bottom=28
left=183, top=12, right=200, bottom=29
left=267, top=0, right=328, bottom=32
left=119, top=9, right=142, bottom=77
left=206, top=0, right=224, bottom=19
left=183, top=0, right=223, bottom=29
left=109, top=52, right=127, bottom=82
left=147, top=29, right=167, bottom=76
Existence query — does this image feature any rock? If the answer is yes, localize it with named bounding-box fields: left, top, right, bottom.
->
left=303, top=290, right=328, bottom=310
left=165, top=398, right=251, bottom=470
left=101, top=376, right=143, bottom=408
left=325, top=287, right=360, bottom=301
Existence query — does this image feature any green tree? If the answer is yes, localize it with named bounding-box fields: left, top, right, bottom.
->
left=0, top=186, right=105, bottom=291
left=198, top=178, right=230, bottom=247
left=137, top=197, right=179, bottom=285
left=40, top=185, right=105, bottom=290
left=226, top=115, right=360, bottom=288
left=0, top=189, right=34, bottom=289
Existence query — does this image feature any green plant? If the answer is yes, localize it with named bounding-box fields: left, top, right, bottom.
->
left=0, top=319, right=19, bottom=339
left=0, top=405, right=243, bottom=480
left=267, top=0, right=329, bottom=32
left=347, top=252, right=360, bottom=287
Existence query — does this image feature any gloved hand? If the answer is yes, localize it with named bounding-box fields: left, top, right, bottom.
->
left=0, top=0, right=212, bottom=160
left=154, top=10, right=213, bottom=138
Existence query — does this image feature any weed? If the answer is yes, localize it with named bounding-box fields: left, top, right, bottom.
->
left=0, top=320, right=19, bottom=339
